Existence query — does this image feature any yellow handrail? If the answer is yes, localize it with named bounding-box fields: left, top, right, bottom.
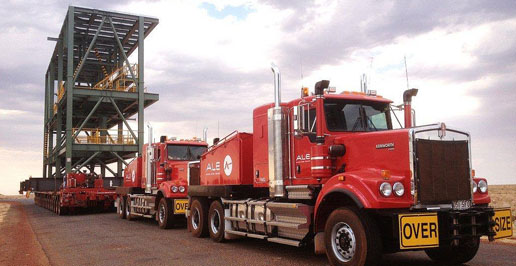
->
left=72, top=128, right=135, bottom=145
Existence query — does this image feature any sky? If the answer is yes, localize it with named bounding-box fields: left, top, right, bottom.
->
left=1, top=0, right=515, bottom=194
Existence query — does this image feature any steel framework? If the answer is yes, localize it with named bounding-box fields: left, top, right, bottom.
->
left=42, top=6, right=159, bottom=183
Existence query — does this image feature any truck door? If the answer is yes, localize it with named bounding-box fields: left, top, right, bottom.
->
left=292, top=102, right=318, bottom=180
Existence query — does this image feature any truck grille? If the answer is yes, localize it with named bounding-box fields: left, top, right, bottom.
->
left=415, top=139, right=471, bottom=204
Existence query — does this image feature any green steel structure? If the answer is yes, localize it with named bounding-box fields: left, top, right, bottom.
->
left=43, top=6, right=159, bottom=183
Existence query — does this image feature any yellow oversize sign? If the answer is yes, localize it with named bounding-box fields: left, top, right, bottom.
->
left=173, top=199, right=188, bottom=214
left=399, top=213, right=439, bottom=250
left=493, top=208, right=513, bottom=239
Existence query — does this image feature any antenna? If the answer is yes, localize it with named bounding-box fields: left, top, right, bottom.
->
left=404, top=56, right=410, bottom=90
left=217, top=120, right=220, bottom=138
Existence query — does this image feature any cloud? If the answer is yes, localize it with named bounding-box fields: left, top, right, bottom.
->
left=1, top=0, right=516, bottom=194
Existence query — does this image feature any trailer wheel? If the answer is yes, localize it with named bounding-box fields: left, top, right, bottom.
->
left=324, top=207, right=381, bottom=266
left=424, top=237, right=480, bottom=264
left=126, top=197, right=134, bottom=221
left=190, top=198, right=208, bottom=237
left=158, top=198, right=174, bottom=229
left=117, top=197, right=126, bottom=219
left=208, top=200, right=225, bottom=242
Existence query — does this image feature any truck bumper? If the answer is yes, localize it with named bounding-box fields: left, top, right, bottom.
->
left=378, top=206, right=497, bottom=252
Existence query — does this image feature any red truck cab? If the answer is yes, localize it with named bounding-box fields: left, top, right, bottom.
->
left=117, top=137, right=207, bottom=229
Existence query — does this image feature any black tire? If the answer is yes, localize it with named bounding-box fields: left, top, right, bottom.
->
left=117, top=196, right=126, bottom=219
left=190, top=198, right=208, bottom=237
left=158, top=198, right=174, bottom=229
left=425, top=237, right=480, bottom=265
left=126, top=197, right=134, bottom=221
left=324, top=207, right=382, bottom=266
left=208, top=200, right=225, bottom=242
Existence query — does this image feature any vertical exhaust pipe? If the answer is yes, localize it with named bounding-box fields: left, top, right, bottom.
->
left=202, top=127, right=208, bottom=142
left=145, top=123, right=154, bottom=193
left=268, top=63, right=287, bottom=198
left=403, top=88, right=418, bottom=128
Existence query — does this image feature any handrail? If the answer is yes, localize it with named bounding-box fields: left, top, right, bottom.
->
left=72, top=128, right=135, bottom=145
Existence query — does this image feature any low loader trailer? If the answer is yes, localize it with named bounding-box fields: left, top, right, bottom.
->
left=116, top=125, right=208, bottom=229
left=186, top=65, right=513, bottom=265
left=21, top=173, right=119, bottom=215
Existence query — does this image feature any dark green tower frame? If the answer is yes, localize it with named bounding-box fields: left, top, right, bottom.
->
left=43, top=6, right=159, bottom=181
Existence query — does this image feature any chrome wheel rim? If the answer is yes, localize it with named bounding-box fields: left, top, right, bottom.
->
left=118, top=198, right=123, bottom=214
left=159, top=202, right=166, bottom=224
left=210, top=209, right=220, bottom=235
left=125, top=199, right=130, bottom=217
left=192, top=208, right=200, bottom=230
left=331, top=222, right=356, bottom=262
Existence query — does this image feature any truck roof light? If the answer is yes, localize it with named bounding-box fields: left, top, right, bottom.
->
left=366, top=90, right=377, bottom=96
left=301, top=87, right=309, bottom=97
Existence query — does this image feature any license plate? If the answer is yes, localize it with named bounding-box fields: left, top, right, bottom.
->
left=452, top=200, right=471, bottom=210
left=493, top=208, right=513, bottom=239
left=399, top=213, right=439, bottom=249
left=173, top=199, right=188, bottom=214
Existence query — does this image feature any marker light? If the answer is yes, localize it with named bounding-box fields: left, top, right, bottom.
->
left=179, top=186, right=185, bottom=193
left=171, top=186, right=178, bottom=193
left=379, top=182, right=392, bottom=197
left=478, top=180, right=488, bottom=193
left=393, top=182, right=404, bottom=197
left=301, top=87, right=309, bottom=97
left=381, top=170, right=391, bottom=179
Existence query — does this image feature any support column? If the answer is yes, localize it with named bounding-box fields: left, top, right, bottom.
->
left=117, top=121, right=123, bottom=177
left=47, top=64, right=55, bottom=178
left=43, top=72, right=49, bottom=178
left=56, top=39, right=63, bottom=180
left=65, top=6, right=74, bottom=174
left=138, top=16, right=144, bottom=155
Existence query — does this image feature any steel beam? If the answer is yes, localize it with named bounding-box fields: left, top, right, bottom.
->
left=75, top=151, right=100, bottom=172
left=65, top=6, right=75, bottom=174
left=43, top=72, right=49, bottom=178
left=110, top=151, right=128, bottom=166
left=72, top=96, right=104, bottom=140
left=138, top=16, right=145, bottom=155
left=47, top=64, right=55, bottom=178
left=109, top=97, right=137, bottom=140
left=107, top=17, right=137, bottom=84
left=73, top=16, right=106, bottom=83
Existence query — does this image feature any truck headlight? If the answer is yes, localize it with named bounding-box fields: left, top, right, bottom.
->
left=379, top=182, right=392, bottom=197
left=179, top=186, right=185, bottom=193
left=478, top=180, right=488, bottom=193
left=171, top=186, right=178, bottom=193
left=393, top=182, right=404, bottom=197
left=472, top=180, right=478, bottom=193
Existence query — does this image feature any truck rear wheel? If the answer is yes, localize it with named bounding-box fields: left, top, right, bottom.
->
left=424, top=237, right=480, bottom=265
left=126, top=197, right=134, bottom=221
left=190, top=198, right=208, bottom=237
left=324, top=207, right=381, bottom=266
left=208, top=200, right=225, bottom=242
left=117, top=197, right=126, bottom=219
left=158, top=198, right=174, bottom=229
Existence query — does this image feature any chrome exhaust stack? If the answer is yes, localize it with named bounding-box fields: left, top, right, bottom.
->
left=202, top=127, right=208, bottom=142
left=145, top=123, right=154, bottom=193
left=268, top=63, right=288, bottom=198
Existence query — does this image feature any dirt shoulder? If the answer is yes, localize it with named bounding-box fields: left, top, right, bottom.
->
left=0, top=200, right=50, bottom=266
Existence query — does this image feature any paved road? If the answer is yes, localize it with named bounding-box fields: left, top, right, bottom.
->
left=6, top=199, right=516, bottom=266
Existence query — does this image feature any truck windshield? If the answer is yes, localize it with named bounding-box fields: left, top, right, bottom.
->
left=167, top=145, right=206, bottom=161
left=324, top=99, right=391, bottom=132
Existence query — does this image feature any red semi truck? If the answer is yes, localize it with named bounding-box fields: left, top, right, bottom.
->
left=33, top=172, right=116, bottom=215
left=186, top=65, right=512, bottom=265
left=116, top=125, right=208, bottom=229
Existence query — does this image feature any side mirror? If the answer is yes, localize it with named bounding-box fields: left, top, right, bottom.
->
left=293, top=105, right=304, bottom=137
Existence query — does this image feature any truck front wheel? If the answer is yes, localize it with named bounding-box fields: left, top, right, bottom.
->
left=190, top=198, right=208, bottom=237
left=424, top=237, right=480, bottom=265
left=126, top=197, right=134, bottom=221
left=208, top=200, right=225, bottom=242
left=158, top=198, right=174, bottom=229
left=324, top=207, right=381, bottom=266
left=117, top=197, right=126, bottom=219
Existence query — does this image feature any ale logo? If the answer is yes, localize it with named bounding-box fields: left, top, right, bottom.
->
left=131, top=170, right=136, bottom=183
left=223, top=155, right=233, bottom=176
